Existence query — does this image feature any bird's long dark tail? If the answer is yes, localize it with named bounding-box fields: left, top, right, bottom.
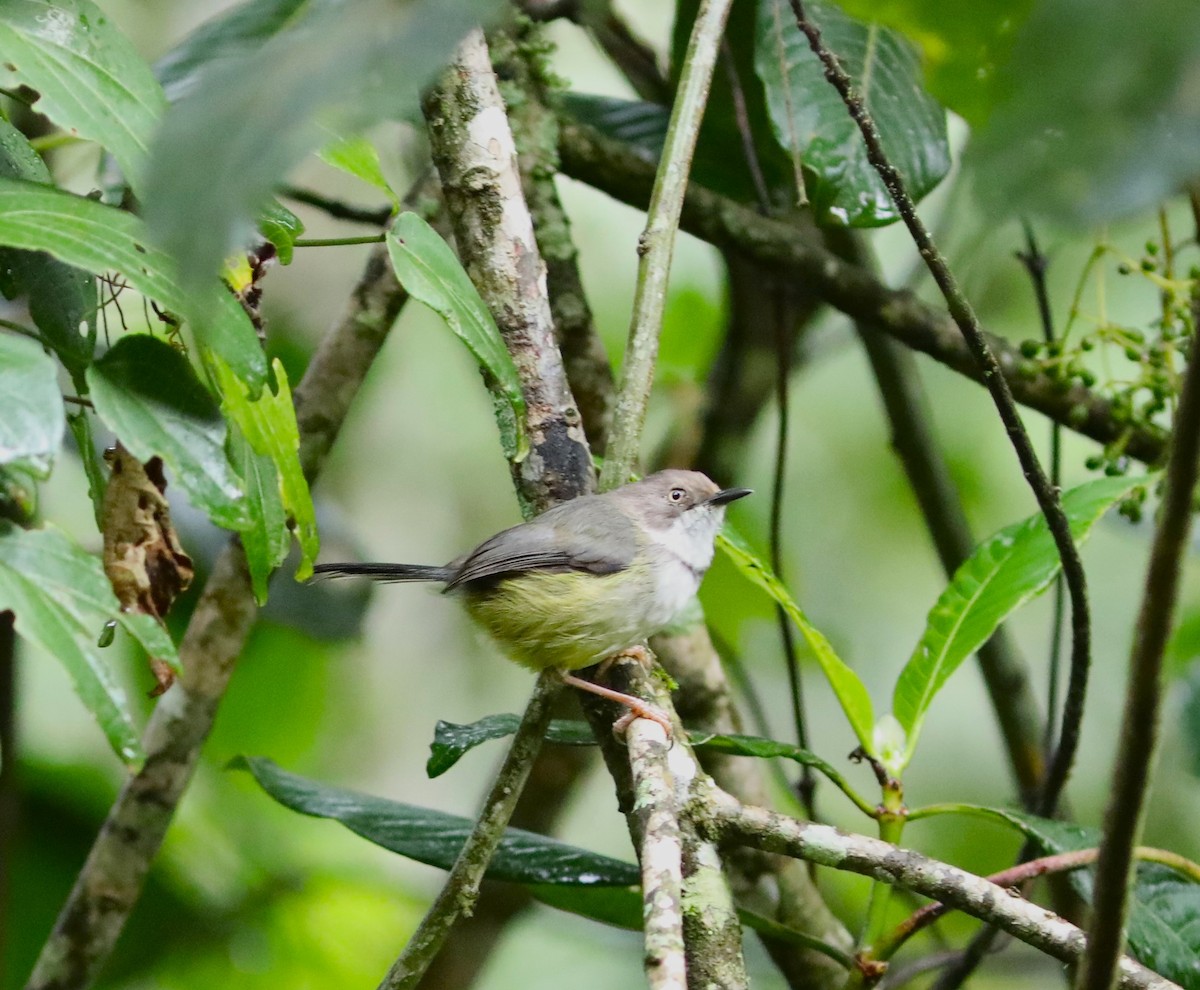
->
left=312, top=562, right=454, bottom=584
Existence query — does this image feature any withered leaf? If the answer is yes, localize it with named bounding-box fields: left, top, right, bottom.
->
left=102, top=445, right=194, bottom=696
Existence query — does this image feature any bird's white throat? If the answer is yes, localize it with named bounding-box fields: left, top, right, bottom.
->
left=645, top=505, right=725, bottom=574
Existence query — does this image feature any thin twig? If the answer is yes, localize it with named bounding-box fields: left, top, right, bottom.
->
left=1016, top=222, right=1066, bottom=755
left=378, top=673, right=561, bottom=990
left=280, top=185, right=394, bottom=226
left=1075, top=226, right=1200, bottom=990
left=598, top=0, right=734, bottom=489
left=787, top=0, right=1090, bottom=820
left=556, top=121, right=1170, bottom=466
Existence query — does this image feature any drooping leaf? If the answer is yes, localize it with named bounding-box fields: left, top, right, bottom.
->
left=0, top=333, right=64, bottom=479
left=87, top=336, right=247, bottom=532
left=0, top=524, right=153, bottom=764
left=830, top=0, right=1035, bottom=125
left=969, top=0, right=1200, bottom=225
left=143, top=0, right=503, bottom=291
left=0, top=177, right=266, bottom=386
left=559, top=94, right=668, bottom=160
left=893, top=475, right=1149, bottom=768
left=0, top=118, right=95, bottom=382
left=235, top=756, right=640, bottom=886
left=230, top=434, right=289, bottom=605
left=211, top=355, right=318, bottom=600
left=717, top=527, right=875, bottom=753
left=961, top=806, right=1200, bottom=988
left=427, top=714, right=594, bottom=778
left=387, top=212, right=528, bottom=461
left=0, top=0, right=167, bottom=194
left=754, top=0, right=950, bottom=226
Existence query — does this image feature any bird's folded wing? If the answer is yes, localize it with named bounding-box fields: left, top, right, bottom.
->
left=446, top=497, right=637, bottom=589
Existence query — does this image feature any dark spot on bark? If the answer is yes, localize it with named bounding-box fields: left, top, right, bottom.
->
left=536, top=418, right=591, bottom=502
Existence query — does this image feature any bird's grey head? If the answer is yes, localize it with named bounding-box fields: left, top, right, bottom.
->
left=614, top=470, right=752, bottom=568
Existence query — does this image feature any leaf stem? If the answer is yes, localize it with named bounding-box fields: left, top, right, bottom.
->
left=293, top=234, right=386, bottom=247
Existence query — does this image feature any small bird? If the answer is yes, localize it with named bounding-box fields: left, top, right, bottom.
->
left=314, top=470, right=751, bottom=731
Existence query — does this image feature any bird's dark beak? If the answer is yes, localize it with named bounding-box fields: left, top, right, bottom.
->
left=706, top=487, right=753, bottom=507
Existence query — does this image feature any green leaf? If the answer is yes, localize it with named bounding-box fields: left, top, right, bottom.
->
left=427, top=714, right=594, bottom=778
left=387, top=212, right=528, bottom=461
left=559, top=94, right=668, bottom=159
left=0, top=0, right=167, bottom=194
left=257, top=200, right=306, bottom=266
left=235, top=755, right=640, bottom=886
left=0, top=333, right=64, bottom=479
left=143, top=0, right=503, bottom=290
left=317, top=133, right=396, bottom=199
left=0, top=177, right=265, bottom=386
left=0, top=118, right=95, bottom=383
left=229, top=433, right=289, bottom=605
left=969, top=0, right=1200, bottom=225
left=718, top=527, right=875, bottom=753
left=829, top=0, right=1035, bottom=125
left=893, top=475, right=1149, bottom=768
left=0, top=524, right=148, bottom=764
left=87, top=335, right=247, bottom=532
left=527, top=882, right=641, bottom=929
left=155, top=0, right=312, bottom=101
left=211, top=355, right=318, bottom=599
left=963, top=807, right=1200, bottom=988
left=754, top=0, right=950, bottom=226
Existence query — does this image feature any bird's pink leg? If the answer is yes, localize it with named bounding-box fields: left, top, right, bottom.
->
left=559, top=670, right=672, bottom=736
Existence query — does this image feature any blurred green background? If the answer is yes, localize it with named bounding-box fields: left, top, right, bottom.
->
left=9, top=2, right=1200, bottom=989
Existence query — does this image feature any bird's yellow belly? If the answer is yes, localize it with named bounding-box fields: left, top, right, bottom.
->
left=459, top=565, right=687, bottom=671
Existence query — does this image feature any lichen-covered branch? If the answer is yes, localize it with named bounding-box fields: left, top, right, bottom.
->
left=655, top=627, right=852, bottom=990
left=557, top=120, right=1169, bottom=466
left=706, top=792, right=1179, bottom=990
left=423, top=29, right=592, bottom=512
left=628, top=718, right=689, bottom=990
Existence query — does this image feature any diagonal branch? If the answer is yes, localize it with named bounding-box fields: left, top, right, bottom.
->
left=556, top=120, right=1170, bottom=467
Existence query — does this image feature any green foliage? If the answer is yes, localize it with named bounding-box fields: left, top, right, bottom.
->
left=830, top=0, right=1034, bottom=124
left=0, top=118, right=95, bottom=384
left=0, top=334, right=64, bottom=480
left=317, top=132, right=397, bottom=199
left=87, top=335, right=247, bottom=532
left=717, top=526, right=876, bottom=754
left=235, top=755, right=640, bottom=885
left=0, top=177, right=265, bottom=386
left=256, top=201, right=306, bottom=266
left=143, top=0, right=504, bottom=290
left=959, top=807, right=1200, bottom=987
left=0, top=524, right=184, bottom=765
left=969, top=0, right=1200, bottom=224
left=211, top=356, right=318, bottom=601
left=755, top=0, right=949, bottom=226
left=0, top=0, right=167, bottom=193
left=893, top=474, right=1148, bottom=769
left=427, top=714, right=593, bottom=778
left=387, top=212, right=529, bottom=461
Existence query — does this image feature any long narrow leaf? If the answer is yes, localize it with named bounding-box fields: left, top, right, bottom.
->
left=893, top=475, right=1148, bottom=767
left=387, top=212, right=528, bottom=461
left=717, top=527, right=875, bottom=754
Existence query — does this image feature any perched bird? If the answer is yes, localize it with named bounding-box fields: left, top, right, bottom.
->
left=314, top=470, right=751, bottom=731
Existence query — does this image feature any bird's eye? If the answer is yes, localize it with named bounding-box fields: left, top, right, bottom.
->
left=669, top=488, right=686, bottom=503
